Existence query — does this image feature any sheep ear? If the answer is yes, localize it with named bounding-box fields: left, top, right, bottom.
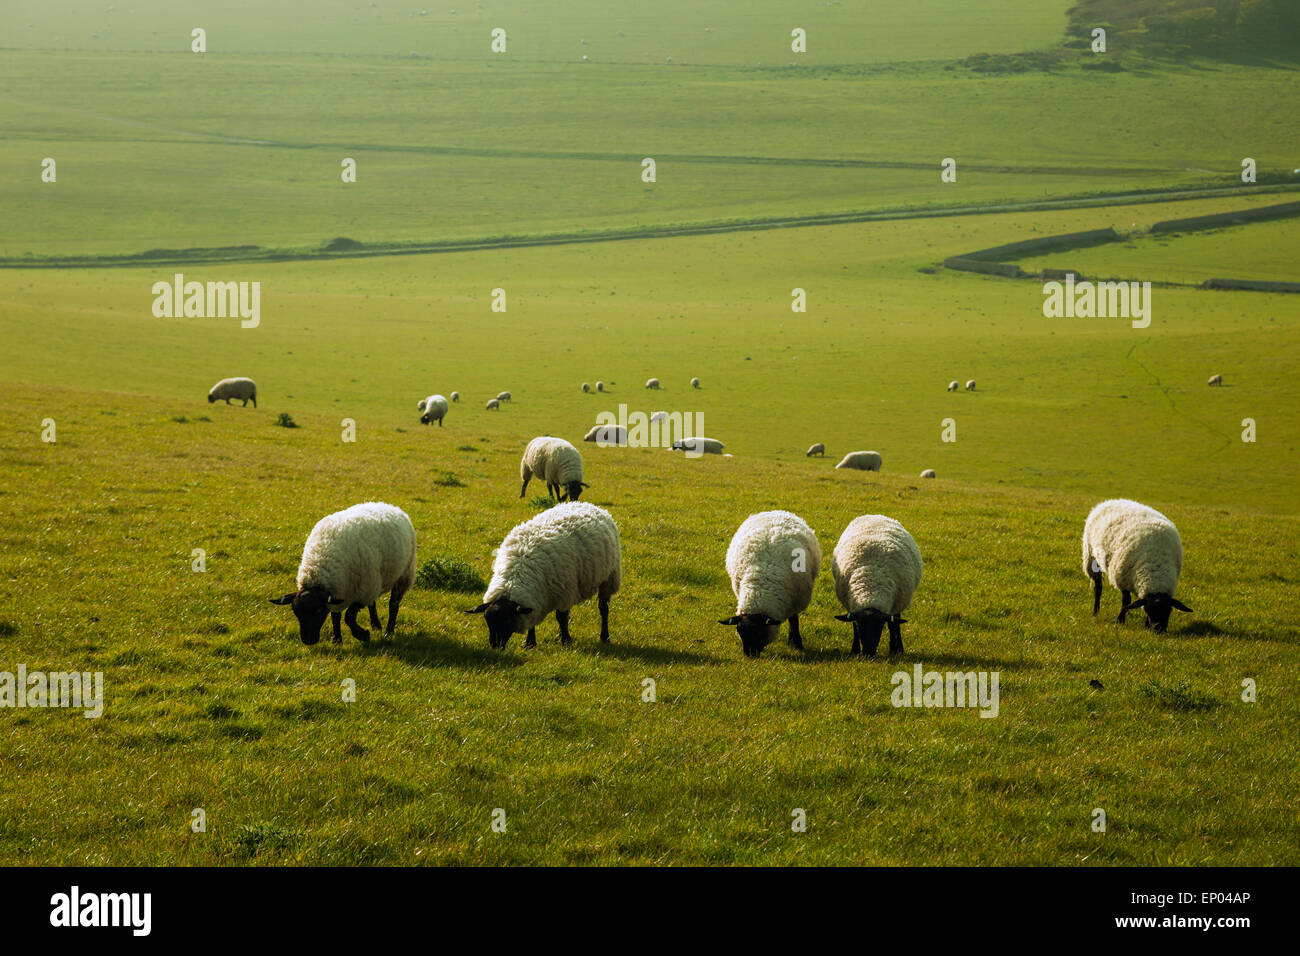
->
left=581, top=482, right=590, bottom=488
left=718, top=616, right=742, bottom=626
left=1170, top=598, right=1192, bottom=613
left=765, top=616, right=782, bottom=626
left=1121, top=598, right=1147, bottom=611
left=269, top=593, right=296, bottom=606
left=463, top=604, right=489, bottom=614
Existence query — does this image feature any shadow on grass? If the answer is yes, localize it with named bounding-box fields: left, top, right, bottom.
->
left=572, top=641, right=723, bottom=666
left=356, top=630, right=524, bottom=669
left=795, top=647, right=1043, bottom=669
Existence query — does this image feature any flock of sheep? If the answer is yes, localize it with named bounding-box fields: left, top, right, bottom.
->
left=209, top=375, right=1194, bottom=654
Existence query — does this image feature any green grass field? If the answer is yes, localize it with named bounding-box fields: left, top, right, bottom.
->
left=1, top=0, right=1297, bottom=866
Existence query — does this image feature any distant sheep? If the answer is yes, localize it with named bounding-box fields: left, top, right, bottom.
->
left=831, top=515, right=923, bottom=655
left=485, top=398, right=500, bottom=410
left=1207, top=374, right=1223, bottom=387
left=645, top=378, right=660, bottom=390
left=582, top=382, right=591, bottom=393
left=417, top=394, right=449, bottom=426
left=835, top=450, right=882, bottom=472
left=690, top=377, right=701, bottom=388
left=965, top=380, right=976, bottom=391
left=650, top=411, right=667, bottom=424
left=671, top=436, right=724, bottom=455
left=208, top=377, right=257, bottom=407
left=595, top=381, right=605, bottom=392
left=720, top=510, right=821, bottom=657
left=496, top=391, right=512, bottom=403
left=466, top=501, right=621, bottom=649
left=1082, top=499, right=1190, bottom=632
left=947, top=381, right=959, bottom=392
left=270, top=502, right=416, bottom=645
left=450, top=391, right=460, bottom=403
left=806, top=443, right=825, bottom=458
left=584, top=424, right=628, bottom=446
left=520, top=436, right=587, bottom=501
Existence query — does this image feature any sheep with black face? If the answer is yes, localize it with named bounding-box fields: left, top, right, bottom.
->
left=720, top=510, right=821, bottom=658
left=830, top=515, right=923, bottom=656
left=1082, top=499, right=1191, bottom=632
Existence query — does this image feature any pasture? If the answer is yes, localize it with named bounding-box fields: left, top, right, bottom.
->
left=1, top=0, right=1297, bottom=865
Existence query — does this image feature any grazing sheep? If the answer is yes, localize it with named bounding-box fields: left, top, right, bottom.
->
left=497, top=390, right=512, bottom=403
left=671, top=436, right=724, bottom=455
left=947, top=381, right=960, bottom=392
left=595, top=381, right=605, bottom=392
left=520, top=436, right=588, bottom=501
left=270, top=502, right=416, bottom=645
left=806, top=443, right=825, bottom=458
left=485, top=398, right=500, bottom=410
left=835, top=450, right=882, bottom=472
left=582, top=382, right=591, bottom=393
left=466, top=501, right=621, bottom=649
left=690, top=377, right=701, bottom=389
left=831, top=515, right=923, bottom=656
left=1082, top=499, right=1190, bottom=632
left=1208, top=374, right=1223, bottom=387
left=583, top=424, right=628, bottom=446
left=720, top=510, right=822, bottom=657
left=920, top=469, right=936, bottom=478
left=417, top=394, right=449, bottom=426
left=965, top=380, right=976, bottom=391
left=450, top=391, right=460, bottom=403
left=645, top=378, right=660, bottom=390
left=208, top=377, right=257, bottom=408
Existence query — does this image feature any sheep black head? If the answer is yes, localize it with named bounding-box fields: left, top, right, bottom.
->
left=1122, top=593, right=1191, bottom=633
left=563, top=481, right=591, bottom=501
left=270, top=586, right=335, bottom=645
left=834, top=608, right=902, bottom=656
left=718, top=613, right=781, bottom=657
left=207, top=393, right=217, bottom=403
left=465, top=597, right=533, bottom=649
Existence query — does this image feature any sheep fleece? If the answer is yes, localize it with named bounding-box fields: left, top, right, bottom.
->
left=1082, top=499, right=1182, bottom=597
left=485, top=501, right=621, bottom=632
left=521, top=436, right=584, bottom=487
left=297, top=502, right=417, bottom=607
left=831, top=515, right=923, bottom=616
left=726, top=511, right=821, bottom=621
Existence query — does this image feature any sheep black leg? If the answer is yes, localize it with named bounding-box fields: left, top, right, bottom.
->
left=787, top=614, right=803, bottom=650
left=599, top=592, right=611, bottom=643
left=1091, top=569, right=1103, bottom=615
left=851, top=632, right=861, bottom=654
left=888, top=620, right=905, bottom=656
left=344, top=603, right=370, bottom=642
left=1117, top=590, right=1132, bottom=624
left=525, top=627, right=537, bottom=649
left=519, top=475, right=530, bottom=498
left=556, top=609, right=572, bottom=646
left=331, top=611, right=342, bottom=644
left=368, top=604, right=382, bottom=631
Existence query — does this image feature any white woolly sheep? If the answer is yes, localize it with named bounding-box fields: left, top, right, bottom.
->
left=450, top=391, right=460, bottom=402
left=920, top=469, right=936, bottom=478
left=1082, top=499, right=1190, bottom=632
left=947, top=381, right=960, bottom=392
left=595, top=381, right=605, bottom=392
left=836, top=450, right=882, bottom=472
left=466, top=501, right=621, bottom=649
left=671, top=436, right=724, bottom=455
left=645, top=377, right=660, bottom=390
left=584, top=424, right=627, bottom=446
left=831, top=515, right=923, bottom=656
left=520, top=436, right=588, bottom=501
left=965, top=380, right=976, bottom=391
left=690, top=377, right=701, bottom=389
left=417, top=394, right=449, bottom=426
left=485, top=398, right=500, bottom=410
left=1208, top=374, right=1223, bottom=387
left=582, top=382, right=591, bottom=393
left=497, top=390, right=511, bottom=403
left=270, top=502, right=416, bottom=645
left=720, top=510, right=822, bottom=658
left=208, top=377, right=257, bottom=408
left=806, top=443, right=825, bottom=457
